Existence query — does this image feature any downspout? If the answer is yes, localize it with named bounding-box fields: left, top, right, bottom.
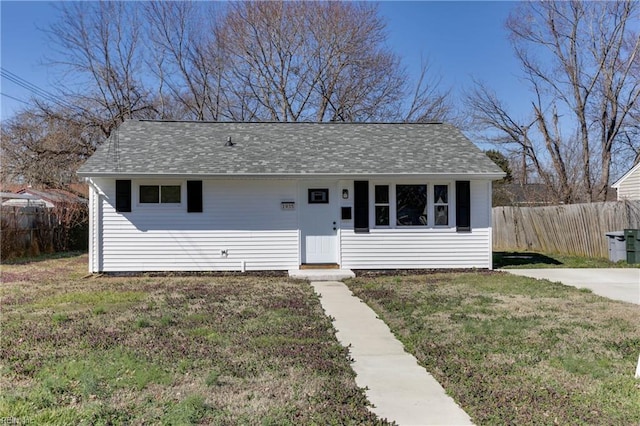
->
left=488, top=180, right=494, bottom=270
left=85, top=178, right=102, bottom=273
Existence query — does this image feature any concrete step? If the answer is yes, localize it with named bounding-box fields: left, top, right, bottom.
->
left=288, top=268, right=355, bottom=281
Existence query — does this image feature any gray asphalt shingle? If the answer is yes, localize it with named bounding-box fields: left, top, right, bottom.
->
left=77, top=120, right=504, bottom=177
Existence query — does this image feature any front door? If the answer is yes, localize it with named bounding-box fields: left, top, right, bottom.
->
left=300, top=182, right=338, bottom=264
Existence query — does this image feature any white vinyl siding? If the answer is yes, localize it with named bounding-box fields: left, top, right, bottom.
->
left=340, top=180, right=494, bottom=269
left=340, top=228, right=492, bottom=269
left=97, top=179, right=298, bottom=272
left=87, top=177, right=495, bottom=272
left=615, top=164, right=640, bottom=201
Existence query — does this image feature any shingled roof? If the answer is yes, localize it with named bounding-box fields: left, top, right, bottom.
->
left=77, top=120, right=505, bottom=178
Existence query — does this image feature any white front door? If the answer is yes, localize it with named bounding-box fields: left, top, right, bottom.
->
left=301, top=182, right=338, bottom=264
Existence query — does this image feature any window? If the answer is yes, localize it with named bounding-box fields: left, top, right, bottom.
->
left=434, top=185, right=449, bottom=226
left=140, top=185, right=181, bottom=204
left=140, top=185, right=159, bottom=203
left=396, top=185, right=427, bottom=226
left=374, top=185, right=389, bottom=226
left=161, top=186, right=181, bottom=203
left=366, top=182, right=462, bottom=229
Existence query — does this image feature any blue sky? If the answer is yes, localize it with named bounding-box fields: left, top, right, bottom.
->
left=0, top=1, right=524, bottom=122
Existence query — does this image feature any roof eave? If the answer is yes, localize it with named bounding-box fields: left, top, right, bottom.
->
left=78, top=171, right=507, bottom=180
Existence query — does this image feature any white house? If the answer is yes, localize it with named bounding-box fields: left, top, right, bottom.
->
left=612, top=162, right=640, bottom=201
left=77, top=120, right=505, bottom=273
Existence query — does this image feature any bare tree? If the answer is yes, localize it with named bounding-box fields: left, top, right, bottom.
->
left=144, top=1, right=226, bottom=121
left=465, top=82, right=549, bottom=187
left=468, top=0, right=640, bottom=203
left=1, top=108, right=96, bottom=188
left=39, top=1, right=452, bottom=126
left=45, top=1, right=157, bottom=137
left=401, top=59, right=453, bottom=123
left=216, top=1, right=451, bottom=122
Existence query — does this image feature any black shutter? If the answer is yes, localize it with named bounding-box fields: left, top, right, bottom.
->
left=187, top=180, right=203, bottom=213
left=354, top=181, right=369, bottom=233
left=115, top=180, right=131, bottom=213
left=456, top=181, right=471, bottom=232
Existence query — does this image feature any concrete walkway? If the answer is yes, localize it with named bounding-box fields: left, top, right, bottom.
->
left=503, top=268, right=640, bottom=305
left=311, top=281, right=473, bottom=426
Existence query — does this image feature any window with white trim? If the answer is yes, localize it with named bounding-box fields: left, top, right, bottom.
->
left=140, top=185, right=181, bottom=204
left=365, top=182, right=461, bottom=230
left=374, top=185, right=390, bottom=226
left=434, top=185, right=449, bottom=226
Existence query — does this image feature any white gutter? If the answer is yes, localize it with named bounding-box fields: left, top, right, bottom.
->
left=77, top=172, right=507, bottom=181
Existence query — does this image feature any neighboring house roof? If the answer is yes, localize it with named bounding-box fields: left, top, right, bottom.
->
left=0, top=192, right=48, bottom=208
left=77, top=120, right=505, bottom=178
left=494, top=183, right=555, bottom=206
left=17, top=188, right=87, bottom=205
left=0, top=188, right=88, bottom=208
left=0, top=192, right=39, bottom=200
left=494, top=183, right=618, bottom=206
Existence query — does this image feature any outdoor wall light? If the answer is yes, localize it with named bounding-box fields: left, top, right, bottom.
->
left=342, top=189, right=349, bottom=199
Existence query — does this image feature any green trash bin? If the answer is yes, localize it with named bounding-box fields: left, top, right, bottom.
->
left=624, top=229, right=640, bottom=264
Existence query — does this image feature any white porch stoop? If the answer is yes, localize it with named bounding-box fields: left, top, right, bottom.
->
left=288, top=269, right=355, bottom=281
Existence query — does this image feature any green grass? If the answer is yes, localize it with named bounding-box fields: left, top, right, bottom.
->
left=0, top=250, right=87, bottom=265
left=0, top=254, right=387, bottom=425
left=346, top=272, right=640, bottom=425
left=493, top=251, right=640, bottom=268
left=162, top=394, right=212, bottom=424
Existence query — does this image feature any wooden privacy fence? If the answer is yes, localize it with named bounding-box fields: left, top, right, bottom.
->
left=492, top=200, right=640, bottom=258
left=1, top=205, right=88, bottom=259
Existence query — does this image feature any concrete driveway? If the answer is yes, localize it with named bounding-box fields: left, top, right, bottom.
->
left=503, top=269, right=640, bottom=305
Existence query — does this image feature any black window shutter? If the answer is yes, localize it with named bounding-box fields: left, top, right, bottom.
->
left=354, top=181, right=369, bottom=233
left=456, top=181, right=471, bottom=232
left=115, top=180, right=131, bottom=213
left=187, top=180, right=203, bottom=213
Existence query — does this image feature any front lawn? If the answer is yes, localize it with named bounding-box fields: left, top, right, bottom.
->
left=347, top=272, right=640, bottom=425
left=0, top=254, right=387, bottom=425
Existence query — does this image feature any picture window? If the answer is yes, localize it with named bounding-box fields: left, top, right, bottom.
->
left=396, top=185, right=427, bottom=226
